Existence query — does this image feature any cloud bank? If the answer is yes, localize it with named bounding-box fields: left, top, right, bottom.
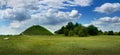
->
left=94, top=3, right=120, bottom=14
left=0, top=0, right=92, bottom=35
left=91, top=16, right=120, bottom=32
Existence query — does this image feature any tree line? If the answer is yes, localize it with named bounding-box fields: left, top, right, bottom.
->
left=55, top=22, right=120, bottom=37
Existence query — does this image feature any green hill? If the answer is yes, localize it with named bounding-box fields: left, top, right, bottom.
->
left=21, top=25, right=53, bottom=35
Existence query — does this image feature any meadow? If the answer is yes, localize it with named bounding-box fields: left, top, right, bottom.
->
left=0, top=35, right=120, bottom=55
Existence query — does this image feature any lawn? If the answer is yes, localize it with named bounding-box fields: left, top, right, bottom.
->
left=0, top=35, right=120, bottom=55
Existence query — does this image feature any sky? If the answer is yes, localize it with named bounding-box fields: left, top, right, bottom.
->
left=0, top=0, right=120, bottom=35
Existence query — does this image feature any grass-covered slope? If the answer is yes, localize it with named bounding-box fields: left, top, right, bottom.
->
left=21, top=25, right=53, bottom=35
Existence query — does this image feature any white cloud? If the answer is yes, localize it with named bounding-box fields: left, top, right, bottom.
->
left=68, top=0, right=92, bottom=6
left=0, top=8, right=12, bottom=19
left=0, top=9, right=81, bottom=35
left=0, top=8, right=30, bottom=21
left=2, top=0, right=92, bottom=10
left=10, top=21, right=21, bottom=28
left=94, top=3, right=120, bottom=14
left=0, top=0, right=6, bottom=7
left=38, top=0, right=92, bottom=9
left=0, top=0, right=92, bottom=20
left=0, top=0, right=92, bottom=35
left=91, top=16, right=120, bottom=31
left=69, top=10, right=80, bottom=18
left=30, top=9, right=81, bottom=25
left=0, top=26, right=18, bottom=35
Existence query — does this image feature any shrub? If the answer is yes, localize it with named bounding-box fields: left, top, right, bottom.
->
left=78, top=27, right=88, bottom=37
left=68, top=30, right=74, bottom=36
left=87, top=25, right=99, bottom=35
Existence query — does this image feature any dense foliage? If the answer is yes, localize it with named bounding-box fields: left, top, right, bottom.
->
left=55, top=22, right=120, bottom=37
left=103, top=31, right=120, bottom=35
left=55, top=22, right=99, bottom=37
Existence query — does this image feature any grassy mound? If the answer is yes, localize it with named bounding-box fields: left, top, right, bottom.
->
left=21, top=25, right=53, bottom=35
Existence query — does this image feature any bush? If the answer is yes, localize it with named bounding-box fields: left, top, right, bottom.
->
left=87, top=25, right=99, bottom=35
left=55, top=26, right=65, bottom=34
left=55, top=22, right=101, bottom=37
left=98, top=30, right=103, bottom=35
left=73, top=24, right=82, bottom=35
left=108, top=31, right=114, bottom=35
left=118, top=32, right=120, bottom=35
left=66, top=22, right=74, bottom=30
left=78, top=27, right=88, bottom=37
left=68, top=30, right=74, bottom=36
left=64, top=29, right=69, bottom=36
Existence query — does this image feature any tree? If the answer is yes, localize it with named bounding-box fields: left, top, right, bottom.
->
left=74, top=24, right=82, bottom=35
left=55, top=22, right=102, bottom=37
left=78, top=27, right=88, bottom=37
left=98, top=30, right=103, bottom=35
left=64, top=29, right=69, bottom=36
left=108, top=31, right=114, bottom=35
left=55, top=26, right=65, bottom=34
left=75, top=22, right=79, bottom=27
left=68, top=30, right=74, bottom=36
left=87, top=25, right=99, bottom=35
left=103, top=31, right=108, bottom=35
left=114, top=32, right=118, bottom=35
left=66, top=22, right=74, bottom=30
left=118, top=31, right=120, bottom=35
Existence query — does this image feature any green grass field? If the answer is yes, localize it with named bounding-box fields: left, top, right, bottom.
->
left=0, top=35, right=120, bottom=55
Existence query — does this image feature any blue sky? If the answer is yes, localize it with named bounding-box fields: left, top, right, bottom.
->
left=0, top=0, right=120, bottom=35
left=78, top=0, right=120, bottom=24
